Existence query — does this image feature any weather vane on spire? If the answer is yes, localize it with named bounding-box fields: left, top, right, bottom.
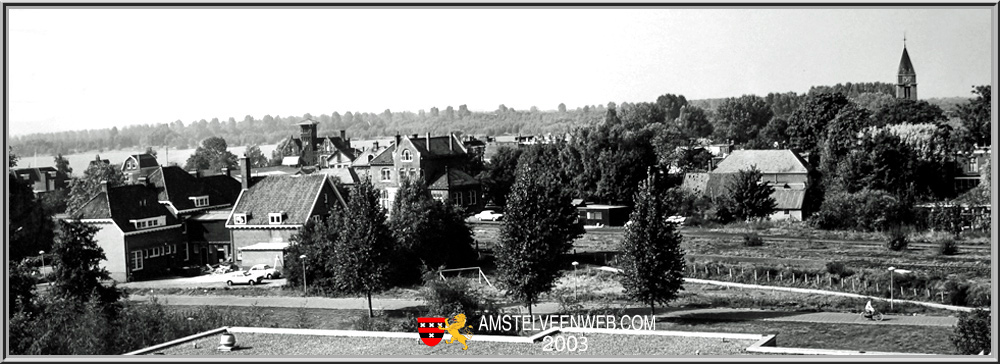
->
left=903, top=31, right=906, bottom=47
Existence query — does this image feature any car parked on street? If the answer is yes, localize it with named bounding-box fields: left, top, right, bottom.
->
left=474, top=209, right=504, bottom=221
left=224, top=270, right=265, bottom=286
left=248, top=264, right=281, bottom=279
left=666, top=215, right=687, bottom=225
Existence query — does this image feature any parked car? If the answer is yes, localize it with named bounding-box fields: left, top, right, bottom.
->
left=474, top=210, right=504, bottom=221
left=224, top=270, right=265, bottom=286
left=666, top=215, right=687, bottom=225
left=249, top=264, right=281, bottom=279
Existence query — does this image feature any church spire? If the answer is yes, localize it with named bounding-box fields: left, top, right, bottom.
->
left=896, top=38, right=917, bottom=101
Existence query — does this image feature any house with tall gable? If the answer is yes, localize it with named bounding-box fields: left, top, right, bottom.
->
left=368, top=133, right=482, bottom=212
left=122, top=153, right=160, bottom=184
left=69, top=182, right=186, bottom=282
left=225, top=168, right=346, bottom=269
left=682, top=149, right=812, bottom=221
left=273, top=119, right=358, bottom=168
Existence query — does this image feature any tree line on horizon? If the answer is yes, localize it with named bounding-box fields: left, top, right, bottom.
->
left=7, top=82, right=971, bottom=159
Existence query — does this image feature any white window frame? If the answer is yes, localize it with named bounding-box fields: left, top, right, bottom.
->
left=469, top=190, right=476, bottom=205
left=190, top=195, right=210, bottom=207
left=131, top=251, right=143, bottom=271
left=234, top=213, right=248, bottom=225
left=456, top=191, right=464, bottom=206
left=151, top=247, right=160, bottom=257
left=401, top=149, right=413, bottom=162
left=381, top=168, right=391, bottom=181
left=269, top=213, right=284, bottom=225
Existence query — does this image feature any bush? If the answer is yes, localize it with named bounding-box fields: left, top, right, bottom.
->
left=951, top=308, right=991, bottom=355
left=885, top=226, right=909, bottom=251
left=419, top=278, right=512, bottom=335
left=742, top=233, right=764, bottom=247
left=938, top=240, right=960, bottom=256
left=811, top=189, right=913, bottom=232
left=825, top=261, right=854, bottom=278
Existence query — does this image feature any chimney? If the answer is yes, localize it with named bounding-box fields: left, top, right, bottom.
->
left=426, top=132, right=430, bottom=151
left=100, top=180, right=109, bottom=193
left=412, top=133, right=418, bottom=139
left=449, top=133, right=454, bottom=152
left=240, top=154, right=251, bottom=190
left=373, top=141, right=379, bottom=149
left=222, top=167, right=230, bottom=177
left=340, top=129, right=346, bottom=141
left=394, top=134, right=401, bottom=147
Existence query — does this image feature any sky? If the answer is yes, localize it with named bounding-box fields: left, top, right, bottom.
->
left=6, top=6, right=995, bottom=136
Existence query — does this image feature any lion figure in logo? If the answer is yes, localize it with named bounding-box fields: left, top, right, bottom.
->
left=438, top=313, right=474, bottom=350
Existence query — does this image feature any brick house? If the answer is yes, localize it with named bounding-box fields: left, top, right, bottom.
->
left=69, top=182, right=185, bottom=282
left=225, top=165, right=347, bottom=269
left=369, top=133, right=482, bottom=212
left=273, top=119, right=357, bottom=168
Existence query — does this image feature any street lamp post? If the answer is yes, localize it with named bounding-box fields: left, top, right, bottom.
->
left=299, top=255, right=308, bottom=295
left=38, top=250, right=45, bottom=270
left=887, top=267, right=895, bottom=310
left=572, top=261, right=579, bottom=300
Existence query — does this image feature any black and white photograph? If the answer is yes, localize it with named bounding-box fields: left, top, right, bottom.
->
left=3, top=1, right=997, bottom=359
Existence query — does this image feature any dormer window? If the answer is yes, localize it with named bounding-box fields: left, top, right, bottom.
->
left=125, top=159, right=138, bottom=170
left=20, top=174, right=29, bottom=180
left=401, top=149, right=413, bottom=162
left=269, top=212, right=285, bottom=225
left=233, top=213, right=248, bottom=225
left=131, top=216, right=165, bottom=230
left=189, top=195, right=210, bottom=207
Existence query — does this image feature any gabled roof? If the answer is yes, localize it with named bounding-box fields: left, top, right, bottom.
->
left=712, top=150, right=809, bottom=174
left=428, top=168, right=480, bottom=190
left=898, top=47, right=915, bottom=75
left=771, top=189, right=806, bottom=210
left=12, top=167, right=60, bottom=183
left=309, top=167, right=359, bottom=185
left=318, top=137, right=356, bottom=160
left=72, top=184, right=180, bottom=233
left=125, top=154, right=159, bottom=169
left=226, top=175, right=342, bottom=227
left=369, top=145, right=396, bottom=165
left=146, top=166, right=240, bottom=214
left=408, top=134, right=467, bottom=157
left=352, top=147, right=388, bottom=167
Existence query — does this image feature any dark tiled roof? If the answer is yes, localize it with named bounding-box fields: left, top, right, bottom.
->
left=226, top=175, right=334, bottom=226
left=73, top=184, right=179, bottom=233
left=898, top=47, right=915, bottom=75
left=352, top=147, right=388, bottom=167
left=772, top=189, right=806, bottom=210
left=369, top=145, right=396, bottom=165
left=409, top=135, right=466, bottom=156
left=318, top=137, right=356, bottom=160
left=428, top=168, right=480, bottom=190
left=12, top=167, right=57, bottom=183
left=712, top=150, right=809, bottom=174
left=147, top=166, right=239, bottom=213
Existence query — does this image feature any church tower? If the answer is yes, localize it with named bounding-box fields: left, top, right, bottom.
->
left=896, top=40, right=917, bottom=100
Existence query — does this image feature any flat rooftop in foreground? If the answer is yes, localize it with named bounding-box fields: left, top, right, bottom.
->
left=153, top=328, right=759, bottom=356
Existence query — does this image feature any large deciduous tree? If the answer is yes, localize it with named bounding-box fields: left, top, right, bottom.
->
left=483, top=146, right=523, bottom=206
left=618, top=179, right=686, bottom=316
left=655, top=93, right=688, bottom=121
left=50, top=219, right=123, bottom=309
left=712, top=95, right=774, bottom=146
left=245, top=144, right=269, bottom=168
left=9, top=173, right=55, bottom=262
left=332, top=180, right=395, bottom=317
left=786, top=92, right=851, bottom=156
left=388, top=178, right=476, bottom=277
left=872, top=98, right=946, bottom=127
left=495, top=144, right=584, bottom=316
left=957, top=85, right=991, bottom=151
left=184, top=137, right=238, bottom=172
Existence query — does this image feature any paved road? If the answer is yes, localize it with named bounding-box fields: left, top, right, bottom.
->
left=132, top=294, right=957, bottom=327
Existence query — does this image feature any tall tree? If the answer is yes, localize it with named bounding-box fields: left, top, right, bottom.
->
left=483, top=146, right=523, bottom=206
left=872, top=98, right=946, bottom=127
left=66, top=157, right=126, bottom=214
left=957, top=85, right=991, bottom=150
left=184, top=137, right=238, bottom=172
left=54, top=153, right=73, bottom=176
left=655, top=93, right=688, bottom=121
left=8, top=173, right=55, bottom=262
left=245, top=145, right=269, bottom=168
left=388, top=178, right=476, bottom=276
left=494, top=145, right=584, bottom=316
left=50, top=219, right=123, bottom=309
left=676, top=105, right=713, bottom=139
left=786, top=92, right=851, bottom=155
left=558, top=103, right=567, bottom=113
left=618, top=179, right=686, bottom=316
left=712, top=95, right=774, bottom=145
left=724, top=166, right=777, bottom=222
left=10, top=146, right=20, bottom=168
left=332, top=180, right=395, bottom=317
